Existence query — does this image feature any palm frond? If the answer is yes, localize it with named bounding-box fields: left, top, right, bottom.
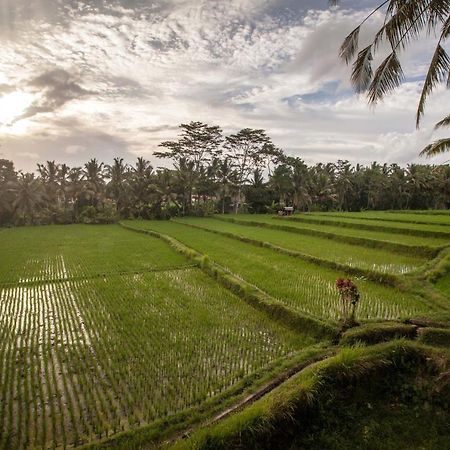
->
left=368, top=51, right=404, bottom=104
left=428, top=0, right=450, bottom=32
left=340, top=26, right=360, bottom=64
left=420, top=138, right=450, bottom=157
left=351, top=45, right=373, bottom=92
left=435, top=114, right=450, bottom=129
left=385, top=0, right=429, bottom=50
left=416, top=44, right=450, bottom=127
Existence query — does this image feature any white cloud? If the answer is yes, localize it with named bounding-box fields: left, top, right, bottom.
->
left=0, top=0, right=448, bottom=172
left=65, top=144, right=87, bottom=155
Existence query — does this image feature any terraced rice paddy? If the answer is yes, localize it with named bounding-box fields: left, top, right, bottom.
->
left=0, top=225, right=311, bottom=449
left=124, top=220, right=434, bottom=320
left=174, top=217, right=425, bottom=274
left=1, top=212, right=449, bottom=449
left=219, top=214, right=449, bottom=247
left=283, top=213, right=450, bottom=235
left=313, top=211, right=450, bottom=225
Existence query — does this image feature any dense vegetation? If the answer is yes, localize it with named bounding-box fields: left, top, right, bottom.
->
left=2, top=124, right=450, bottom=227
left=1, top=210, right=449, bottom=449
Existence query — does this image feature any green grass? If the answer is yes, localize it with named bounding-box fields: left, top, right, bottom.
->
left=175, top=217, right=425, bottom=275
left=0, top=225, right=315, bottom=449
left=124, top=220, right=434, bottom=321
left=221, top=214, right=449, bottom=247
left=171, top=341, right=450, bottom=450
left=0, top=224, right=189, bottom=285
left=286, top=213, right=450, bottom=236
left=312, top=211, right=450, bottom=226
left=436, top=274, right=450, bottom=296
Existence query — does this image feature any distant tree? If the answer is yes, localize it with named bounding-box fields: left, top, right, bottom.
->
left=224, top=128, right=280, bottom=213
left=155, top=121, right=223, bottom=213
left=10, top=173, right=46, bottom=224
left=106, top=157, right=130, bottom=214
left=0, top=159, right=17, bottom=224
left=83, top=158, right=106, bottom=207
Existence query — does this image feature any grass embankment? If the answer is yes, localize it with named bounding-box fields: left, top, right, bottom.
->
left=284, top=214, right=450, bottom=238
left=170, top=341, right=450, bottom=450
left=312, top=211, right=450, bottom=226
left=175, top=217, right=424, bottom=276
left=215, top=214, right=448, bottom=254
left=122, top=221, right=435, bottom=321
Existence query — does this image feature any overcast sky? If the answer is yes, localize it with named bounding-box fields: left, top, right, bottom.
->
left=0, top=0, right=449, bottom=172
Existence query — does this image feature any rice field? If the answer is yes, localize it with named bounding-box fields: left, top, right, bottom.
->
left=124, top=220, right=434, bottom=320
left=174, top=217, right=425, bottom=274
left=312, top=211, right=450, bottom=225
left=284, top=213, right=450, bottom=235
left=1, top=213, right=449, bottom=449
left=0, top=226, right=312, bottom=449
left=219, top=214, right=450, bottom=247
left=0, top=225, right=190, bottom=285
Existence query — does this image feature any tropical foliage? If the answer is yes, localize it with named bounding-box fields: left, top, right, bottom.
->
left=1, top=123, right=450, bottom=226
left=336, top=0, right=450, bottom=155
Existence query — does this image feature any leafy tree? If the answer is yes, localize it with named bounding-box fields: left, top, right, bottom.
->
left=155, top=121, right=223, bottom=213
left=224, top=128, right=280, bottom=213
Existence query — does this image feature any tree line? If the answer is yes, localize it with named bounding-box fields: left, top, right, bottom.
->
left=1, top=121, right=449, bottom=226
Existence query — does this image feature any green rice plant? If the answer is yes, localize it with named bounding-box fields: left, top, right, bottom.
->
left=283, top=214, right=450, bottom=238
left=0, top=225, right=317, bottom=449
left=213, top=215, right=446, bottom=257
left=124, top=221, right=436, bottom=321
left=340, top=323, right=417, bottom=346
left=311, top=211, right=450, bottom=226
left=174, top=217, right=425, bottom=276
left=0, top=225, right=189, bottom=285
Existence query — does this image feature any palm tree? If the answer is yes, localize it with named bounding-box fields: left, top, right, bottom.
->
left=10, top=173, right=46, bottom=224
left=216, top=157, right=235, bottom=214
left=66, top=167, right=83, bottom=218
left=337, top=0, right=449, bottom=156
left=106, top=158, right=129, bottom=213
left=130, top=157, right=153, bottom=216
left=83, top=158, right=105, bottom=206
left=37, top=160, right=59, bottom=208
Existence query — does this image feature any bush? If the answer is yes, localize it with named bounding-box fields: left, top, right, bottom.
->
left=418, top=327, right=450, bottom=348
left=340, top=323, right=417, bottom=346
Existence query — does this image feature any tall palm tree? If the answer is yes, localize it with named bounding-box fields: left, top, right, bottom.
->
left=83, top=158, right=105, bottom=206
left=10, top=173, right=46, bottom=224
left=336, top=0, right=449, bottom=156
left=37, top=160, right=59, bottom=208
left=106, top=158, right=129, bottom=213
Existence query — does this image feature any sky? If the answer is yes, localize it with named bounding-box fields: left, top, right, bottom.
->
left=0, top=0, right=449, bottom=172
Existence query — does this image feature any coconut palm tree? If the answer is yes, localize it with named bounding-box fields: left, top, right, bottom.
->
left=106, top=158, right=130, bottom=213
left=336, top=0, right=449, bottom=156
left=83, top=158, right=105, bottom=206
left=10, top=173, right=46, bottom=224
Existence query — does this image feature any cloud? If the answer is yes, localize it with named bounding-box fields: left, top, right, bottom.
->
left=65, top=144, right=87, bottom=155
left=0, top=0, right=447, bottom=171
left=13, top=68, right=94, bottom=123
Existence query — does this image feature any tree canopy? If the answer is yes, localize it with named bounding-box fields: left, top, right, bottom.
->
left=1, top=121, right=449, bottom=226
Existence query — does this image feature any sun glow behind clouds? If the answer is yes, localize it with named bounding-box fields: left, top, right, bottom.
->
left=0, top=91, right=35, bottom=126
